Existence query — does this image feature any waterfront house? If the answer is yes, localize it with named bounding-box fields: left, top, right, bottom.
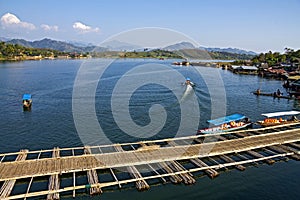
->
left=231, top=65, right=258, bottom=74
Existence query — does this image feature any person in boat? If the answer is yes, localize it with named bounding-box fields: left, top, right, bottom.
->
left=256, top=89, right=261, bottom=95
left=276, top=89, right=282, bottom=96
left=230, top=121, right=237, bottom=127
left=221, top=123, right=228, bottom=130
left=185, top=78, right=195, bottom=87
left=279, top=118, right=283, bottom=122
left=286, top=80, right=290, bottom=88
left=290, top=115, right=298, bottom=121
left=23, top=99, right=29, bottom=107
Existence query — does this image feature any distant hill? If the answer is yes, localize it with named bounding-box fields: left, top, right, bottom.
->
left=163, top=42, right=196, bottom=51
left=0, top=37, right=11, bottom=42
left=6, top=38, right=107, bottom=52
left=163, top=41, right=257, bottom=56
left=208, top=51, right=255, bottom=60
left=175, top=48, right=255, bottom=60
left=175, top=49, right=211, bottom=60
left=101, top=40, right=142, bottom=51
left=204, top=47, right=257, bottom=56
left=3, top=38, right=257, bottom=59
left=67, top=40, right=95, bottom=47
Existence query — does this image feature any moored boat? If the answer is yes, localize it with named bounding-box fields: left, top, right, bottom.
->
left=172, top=60, right=190, bottom=66
left=22, top=94, right=32, bottom=110
left=253, top=89, right=290, bottom=99
left=198, top=113, right=252, bottom=134
left=257, top=111, right=300, bottom=127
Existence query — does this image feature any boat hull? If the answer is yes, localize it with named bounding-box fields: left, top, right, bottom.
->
left=198, top=123, right=251, bottom=134
left=253, top=92, right=290, bottom=99
left=257, top=120, right=299, bottom=127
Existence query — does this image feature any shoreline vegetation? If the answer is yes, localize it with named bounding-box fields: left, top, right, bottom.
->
left=0, top=40, right=255, bottom=61
left=1, top=41, right=299, bottom=76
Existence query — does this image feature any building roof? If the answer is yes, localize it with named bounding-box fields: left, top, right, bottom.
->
left=207, top=114, right=246, bottom=125
left=288, top=76, right=300, bottom=80
left=232, top=65, right=258, bottom=70
left=239, top=66, right=258, bottom=70
left=261, top=111, right=300, bottom=118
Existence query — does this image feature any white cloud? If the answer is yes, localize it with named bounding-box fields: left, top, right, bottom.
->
left=0, top=13, right=35, bottom=30
left=41, top=24, right=58, bottom=31
left=72, top=22, right=99, bottom=33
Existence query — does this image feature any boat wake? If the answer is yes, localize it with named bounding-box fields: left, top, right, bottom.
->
left=180, top=84, right=194, bottom=103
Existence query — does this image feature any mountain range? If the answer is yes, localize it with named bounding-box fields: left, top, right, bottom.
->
left=1, top=38, right=257, bottom=55
left=163, top=42, right=257, bottom=55
left=204, top=47, right=257, bottom=56
left=4, top=38, right=107, bottom=53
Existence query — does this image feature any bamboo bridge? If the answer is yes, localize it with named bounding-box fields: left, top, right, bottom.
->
left=1, top=123, right=300, bottom=199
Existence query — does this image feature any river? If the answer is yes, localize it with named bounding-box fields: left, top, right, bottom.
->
left=0, top=59, right=299, bottom=199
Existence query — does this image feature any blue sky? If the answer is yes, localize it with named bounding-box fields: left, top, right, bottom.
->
left=0, top=0, right=300, bottom=52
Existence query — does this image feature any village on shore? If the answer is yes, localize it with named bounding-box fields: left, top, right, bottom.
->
left=174, top=48, right=300, bottom=99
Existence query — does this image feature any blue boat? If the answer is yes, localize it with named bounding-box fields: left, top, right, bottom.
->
left=198, top=114, right=251, bottom=134
left=22, top=94, right=32, bottom=109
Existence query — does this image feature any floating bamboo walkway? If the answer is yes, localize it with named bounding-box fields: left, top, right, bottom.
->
left=0, top=123, right=300, bottom=199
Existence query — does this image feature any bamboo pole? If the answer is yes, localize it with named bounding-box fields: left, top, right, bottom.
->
left=219, top=155, right=246, bottom=171
left=0, top=149, right=28, bottom=198
left=109, top=168, right=121, bottom=189
left=24, top=177, right=34, bottom=200
left=84, top=146, right=102, bottom=195
left=190, top=158, right=219, bottom=178
left=0, top=155, right=5, bottom=163
left=73, top=172, right=76, bottom=198
left=0, top=128, right=299, bottom=183
left=114, top=145, right=149, bottom=190
left=1, top=123, right=299, bottom=158
left=5, top=152, right=294, bottom=200
left=130, top=145, right=166, bottom=183
left=46, top=147, right=60, bottom=200
left=246, top=150, right=275, bottom=165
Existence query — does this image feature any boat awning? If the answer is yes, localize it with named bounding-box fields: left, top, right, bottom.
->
left=22, top=94, right=32, bottom=100
left=288, top=76, right=300, bottom=81
left=262, top=111, right=300, bottom=118
left=207, top=114, right=246, bottom=126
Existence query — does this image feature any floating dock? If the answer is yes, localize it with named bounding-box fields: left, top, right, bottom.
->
left=1, top=123, right=300, bottom=199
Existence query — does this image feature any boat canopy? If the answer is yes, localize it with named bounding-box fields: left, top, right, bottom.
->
left=207, top=114, right=245, bottom=126
left=261, top=111, right=300, bottom=118
left=288, top=75, right=300, bottom=81
left=22, top=94, right=32, bottom=100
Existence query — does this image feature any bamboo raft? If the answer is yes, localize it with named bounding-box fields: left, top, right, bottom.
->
left=0, top=123, right=300, bottom=199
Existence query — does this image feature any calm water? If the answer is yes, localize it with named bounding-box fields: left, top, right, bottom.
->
left=0, top=59, right=299, bottom=199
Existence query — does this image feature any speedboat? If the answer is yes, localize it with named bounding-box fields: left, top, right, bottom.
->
left=185, top=77, right=195, bottom=87
left=198, top=113, right=252, bottom=134
left=257, top=111, right=300, bottom=127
